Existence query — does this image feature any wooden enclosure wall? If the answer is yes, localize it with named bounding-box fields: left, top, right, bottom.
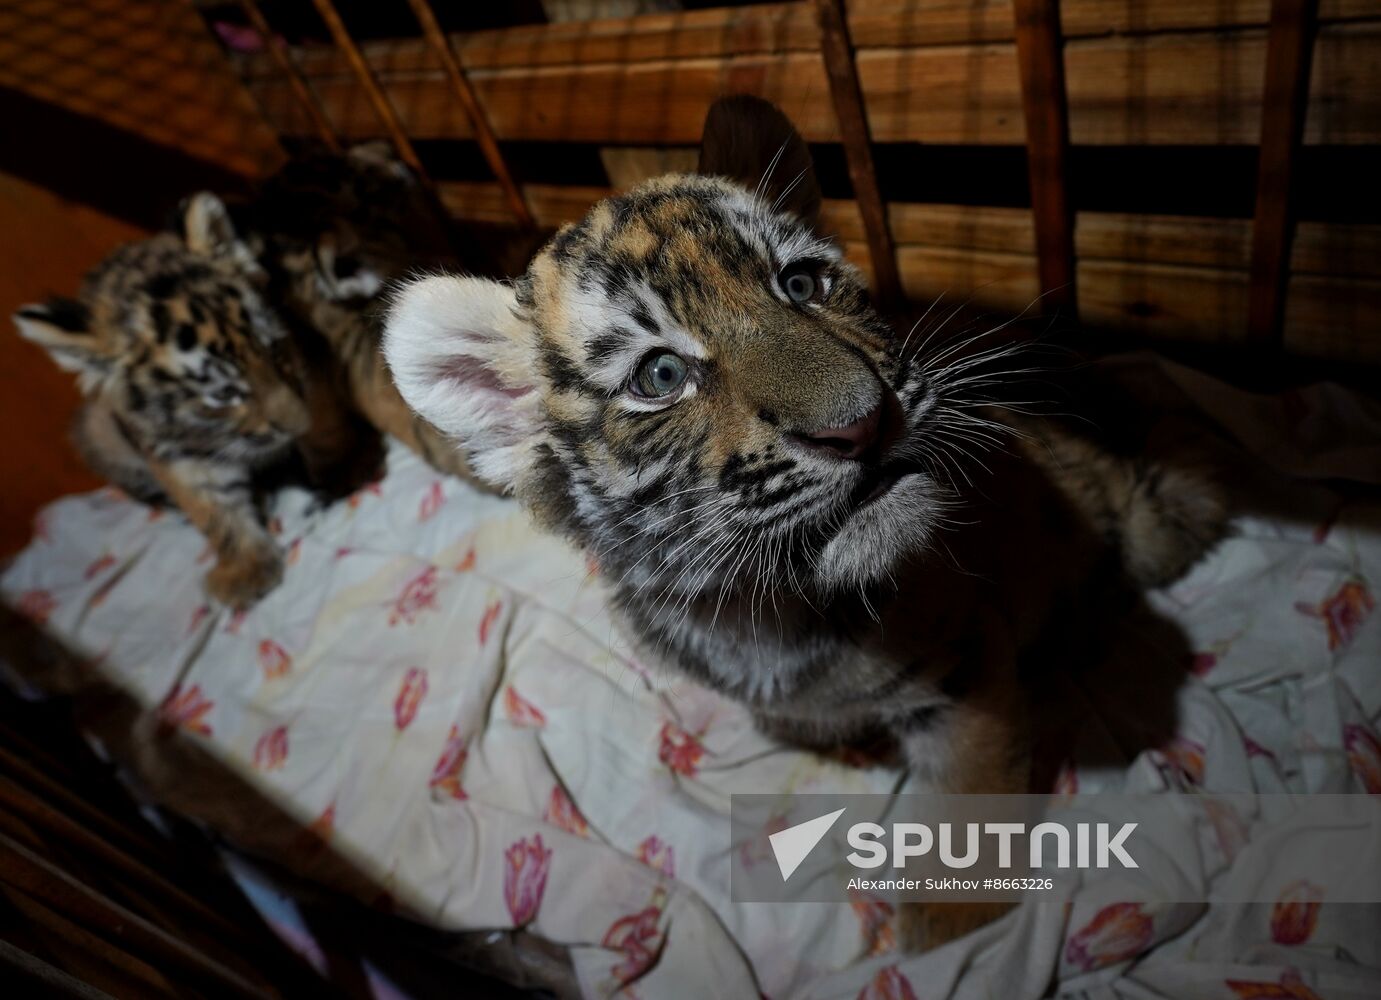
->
left=220, top=0, right=1381, bottom=363
left=22, top=0, right=1381, bottom=364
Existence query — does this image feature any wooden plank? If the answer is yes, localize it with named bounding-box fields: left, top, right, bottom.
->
left=1247, top=0, right=1320, bottom=347
left=236, top=0, right=338, bottom=149
left=1079, top=259, right=1250, bottom=341
left=1013, top=0, right=1076, bottom=314
left=0, top=0, right=283, bottom=178
left=405, top=0, right=532, bottom=226
left=243, top=24, right=1381, bottom=146
left=307, top=0, right=427, bottom=177
left=434, top=181, right=1381, bottom=279
left=1285, top=273, right=1381, bottom=360
left=815, top=0, right=902, bottom=310
left=231, top=1, right=1381, bottom=81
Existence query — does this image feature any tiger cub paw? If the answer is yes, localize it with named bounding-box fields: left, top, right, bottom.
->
left=898, top=899, right=1015, bottom=951
left=206, top=545, right=283, bottom=609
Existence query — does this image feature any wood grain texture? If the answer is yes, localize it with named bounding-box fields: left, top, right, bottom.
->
left=1013, top=0, right=1076, bottom=314
left=1247, top=0, right=1320, bottom=346
left=231, top=0, right=1381, bottom=80
left=0, top=0, right=283, bottom=177
left=236, top=0, right=339, bottom=149
left=242, top=23, right=1381, bottom=145
left=815, top=0, right=902, bottom=309
left=308, top=0, right=427, bottom=177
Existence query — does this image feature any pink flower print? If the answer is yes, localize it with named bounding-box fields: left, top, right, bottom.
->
left=16, top=589, right=56, bottom=625
left=503, top=685, right=546, bottom=727
left=418, top=481, right=444, bottom=522
left=225, top=608, right=248, bottom=635
left=257, top=639, right=292, bottom=680
left=658, top=721, right=705, bottom=777
left=1190, top=651, right=1217, bottom=676
left=157, top=684, right=214, bottom=738
left=1344, top=724, right=1381, bottom=793
left=503, top=834, right=552, bottom=926
left=394, top=668, right=428, bottom=731
left=602, top=905, right=663, bottom=987
left=1294, top=579, right=1374, bottom=650
left=849, top=889, right=896, bottom=956
left=1226, top=969, right=1325, bottom=1000
left=254, top=726, right=289, bottom=771
left=1064, top=902, right=1154, bottom=971
left=636, top=836, right=675, bottom=878
left=84, top=553, right=116, bottom=580
left=544, top=785, right=588, bottom=837
left=455, top=547, right=476, bottom=572
left=429, top=725, right=468, bottom=800
left=389, top=566, right=439, bottom=626
left=285, top=538, right=303, bottom=567
left=1155, top=736, right=1205, bottom=786
left=478, top=599, right=502, bottom=645
left=856, top=965, right=918, bottom=1000
left=187, top=604, right=212, bottom=636
left=1270, top=880, right=1323, bottom=945
left=1244, top=735, right=1278, bottom=763
left=347, top=481, right=382, bottom=509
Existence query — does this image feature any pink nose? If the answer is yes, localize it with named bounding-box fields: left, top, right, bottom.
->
left=794, top=402, right=882, bottom=460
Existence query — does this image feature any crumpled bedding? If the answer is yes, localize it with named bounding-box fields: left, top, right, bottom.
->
left=3, top=356, right=1380, bottom=1000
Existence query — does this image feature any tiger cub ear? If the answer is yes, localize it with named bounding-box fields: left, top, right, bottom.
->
left=13, top=298, right=105, bottom=376
left=383, top=275, right=542, bottom=491
left=180, top=192, right=264, bottom=277
left=698, top=94, right=821, bottom=227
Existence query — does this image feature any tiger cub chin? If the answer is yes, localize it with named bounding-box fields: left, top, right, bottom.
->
left=381, top=96, right=1227, bottom=948
left=14, top=194, right=323, bottom=608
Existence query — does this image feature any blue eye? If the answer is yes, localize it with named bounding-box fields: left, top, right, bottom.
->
left=632, top=351, right=688, bottom=398
left=780, top=262, right=824, bottom=303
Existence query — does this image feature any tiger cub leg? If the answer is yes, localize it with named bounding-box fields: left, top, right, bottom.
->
left=897, top=665, right=1030, bottom=950
left=148, top=459, right=282, bottom=608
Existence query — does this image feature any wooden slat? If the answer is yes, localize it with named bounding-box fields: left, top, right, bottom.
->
left=1284, top=273, right=1381, bottom=360
left=435, top=180, right=1381, bottom=279
left=1248, top=0, right=1320, bottom=345
left=0, top=833, right=270, bottom=998
left=404, top=0, right=532, bottom=226
left=1013, top=0, right=1076, bottom=314
left=1248, top=0, right=1321, bottom=346
left=243, top=24, right=1381, bottom=146
left=231, top=1, right=1381, bottom=81
left=816, top=0, right=902, bottom=310
left=236, top=0, right=338, bottom=149
left=307, top=0, right=427, bottom=178
left=0, top=0, right=283, bottom=177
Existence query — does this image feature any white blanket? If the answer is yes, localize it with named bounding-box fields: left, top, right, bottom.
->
left=4, top=357, right=1380, bottom=999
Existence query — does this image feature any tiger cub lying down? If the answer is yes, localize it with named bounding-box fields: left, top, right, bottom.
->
left=14, top=146, right=488, bottom=608
left=383, top=97, right=1227, bottom=947
left=14, top=194, right=329, bottom=608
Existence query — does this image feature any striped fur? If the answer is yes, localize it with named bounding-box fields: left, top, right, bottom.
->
left=13, top=194, right=309, bottom=607
left=384, top=98, right=1226, bottom=947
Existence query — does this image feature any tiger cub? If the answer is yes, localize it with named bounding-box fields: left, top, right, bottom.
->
left=381, top=97, right=1226, bottom=947
left=229, top=142, right=494, bottom=488
left=14, top=194, right=325, bottom=608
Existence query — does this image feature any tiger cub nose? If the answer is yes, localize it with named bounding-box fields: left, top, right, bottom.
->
left=793, top=402, right=882, bottom=461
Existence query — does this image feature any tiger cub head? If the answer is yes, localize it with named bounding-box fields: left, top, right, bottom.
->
left=385, top=97, right=948, bottom=597
left=14, top=193, right=310, bottom=463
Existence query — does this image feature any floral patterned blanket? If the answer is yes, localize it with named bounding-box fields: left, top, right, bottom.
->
left=3, top=356, right=1380, bottom=999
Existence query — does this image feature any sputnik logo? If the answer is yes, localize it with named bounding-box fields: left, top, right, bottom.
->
left=768, top=807, right=846, bottom=881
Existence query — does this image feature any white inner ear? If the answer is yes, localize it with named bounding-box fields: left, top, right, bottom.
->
left=384, top=275, right=541, bottom=490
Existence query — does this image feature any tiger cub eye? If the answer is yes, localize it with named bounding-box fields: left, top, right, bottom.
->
left=632, top=351, right=688, bottom=398
left=779, top=261, right=823, bottom=304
